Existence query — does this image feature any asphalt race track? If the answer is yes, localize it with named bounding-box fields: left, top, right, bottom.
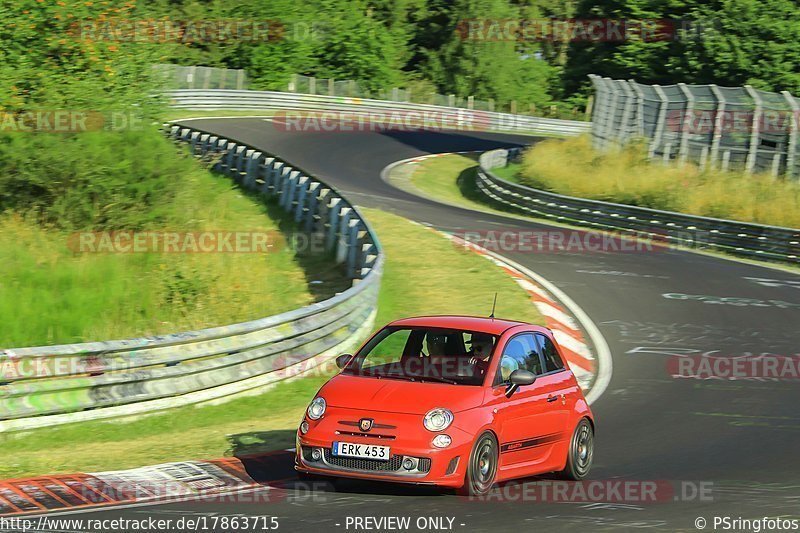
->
left=32, top=118, right=800, bottom=532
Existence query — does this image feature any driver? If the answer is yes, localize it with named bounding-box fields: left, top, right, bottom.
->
left=468, top=333, right=495, bottom=371
left=426, top=333, right=448, bottom=360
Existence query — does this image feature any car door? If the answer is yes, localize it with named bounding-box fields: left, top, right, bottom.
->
left=533, top=332, right=576, bottom=458
left=489, top=332, right=559, bottom=469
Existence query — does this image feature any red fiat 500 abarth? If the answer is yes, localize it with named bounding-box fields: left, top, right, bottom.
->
left=295, top=316, right=594, bottom=495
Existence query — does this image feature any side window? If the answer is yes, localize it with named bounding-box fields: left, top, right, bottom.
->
left=536, top=333, right=565, bottom=373
left=362, top=329, right=413, bottom=369
left=496, top=333, right=543, bottom=383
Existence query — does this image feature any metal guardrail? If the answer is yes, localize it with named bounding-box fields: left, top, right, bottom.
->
left=167, top=89, right=591, bottom=137
left=476, top=148, right=799, bottom=265
left=0, top=125, right=384, bottom=432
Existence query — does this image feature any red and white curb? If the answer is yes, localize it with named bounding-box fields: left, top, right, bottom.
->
left=435, top=231, right=597, bottom=391
left=0, top=453, right=293, bottom=517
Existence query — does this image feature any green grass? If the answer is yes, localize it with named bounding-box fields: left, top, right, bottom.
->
left=0, top=166, right=337, bottom=348
left=399, top=150, right=800, bottom=275
left=516, top=135, right=800, bottom=229
left=0, top=209, right=543, bottom=479
left=397, top=153, right=543, bottom=221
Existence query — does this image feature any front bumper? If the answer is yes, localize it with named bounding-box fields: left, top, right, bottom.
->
left=295, top=407, right=473, bottom=488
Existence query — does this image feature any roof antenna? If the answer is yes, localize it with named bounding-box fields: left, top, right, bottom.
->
left=489, top=292, right=498, bottom=319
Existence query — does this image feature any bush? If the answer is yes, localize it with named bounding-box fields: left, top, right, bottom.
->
left=0, top=130, right=193, bottom=230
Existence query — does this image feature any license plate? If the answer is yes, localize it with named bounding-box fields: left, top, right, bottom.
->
left=332, top=441, right=390, bottom=461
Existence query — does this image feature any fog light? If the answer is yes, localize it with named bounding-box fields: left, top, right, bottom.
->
left=311, top=448, right=322, bottom=461
left=299, top=421, right=309, bottom=434
left=402, top=458, right=416, bottom=471
left=432, top=434, right=452, bottom=448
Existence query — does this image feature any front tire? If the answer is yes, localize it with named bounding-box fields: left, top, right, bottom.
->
left=462, top=431, right=498, bottom=496
left=560, top=418, right=594, bottom=480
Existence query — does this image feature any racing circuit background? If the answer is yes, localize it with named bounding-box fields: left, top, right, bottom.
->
left=1, top=2, right=799, bottom=532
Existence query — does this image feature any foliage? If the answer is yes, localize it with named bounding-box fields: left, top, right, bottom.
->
left=562, top=0, right=800, bottom=97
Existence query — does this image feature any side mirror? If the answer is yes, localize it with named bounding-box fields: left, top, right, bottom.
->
left=505, top=369, right=536, bottom=398
left=335, top=353, right=353, bottom=370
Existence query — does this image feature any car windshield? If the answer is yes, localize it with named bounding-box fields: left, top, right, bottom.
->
left=342, top=326, right=498, bottom=386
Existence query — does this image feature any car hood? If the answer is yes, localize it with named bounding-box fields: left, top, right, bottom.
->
left=320, top=373, right=484, bottom=415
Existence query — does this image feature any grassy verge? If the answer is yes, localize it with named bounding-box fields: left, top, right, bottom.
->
left=396, top=153, right=538, bottom=220
left=0, top=209, right=542, bottom=479
left=399, top=151, right=800, bottom=275
left=515, top=135, right=800, bottom=228
left=0, top=165, right=340, bottom=348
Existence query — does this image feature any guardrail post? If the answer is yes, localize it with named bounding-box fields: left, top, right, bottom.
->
left=709, top=85, right=726, bottom=169
left=198, top=133, right=210, bottom=154
left=617, top=80, right=636, bottom=144
left=232, top=145, right=246, bottom=178
left=189, top=131, right=200, bottom=154
left=224, top=142, right=237, bottom=174
left=326, top=197, right=342, bottom=252
left=744, top=85, right=762, bottom=174
left=281, top=169, right=299, bottom=209
left=346, top=219, right=361, bottom=279
left=336, top=207, right=354, bottom=265
left=771, top=153, right=782, bottom=177
left=605, top=77, right=621, bottom=150
left=677, top=83, right=694, bottom=164
left=651, top=85, right=669, bottom=160
left=588, top=75, right=608, bottom=150
left=304, top=182, right=321, bottom=231
left=295, top=177, right=310, bottom=222
left=721, top=150, right=731, bottom=171
left=244, top=151, right=262, bottom=187
left=271, top=162, right=287, bottom=196
left=629, top=80, right=645, bottom=137
left=782, top=91, right=799, bottom=179
left=258, top=157, right=274, bottom=193
left=213, top=138, right=227, bottom=171
left=315, top=188, right=331, bottom=234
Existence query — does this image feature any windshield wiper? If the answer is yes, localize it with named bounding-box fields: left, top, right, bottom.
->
left=363, top=371, right=416, bottom=382
left=419, top=375, right=458, bottom=385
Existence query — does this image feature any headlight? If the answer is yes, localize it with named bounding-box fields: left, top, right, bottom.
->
left=423, top=408, right=453, bottom=432
left=307, top=397, right=326, bottom=420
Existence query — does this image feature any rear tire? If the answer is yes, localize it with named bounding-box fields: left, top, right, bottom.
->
left=560, top=418, right=594, bottom=480
left=461, top=431, right=498, bottom=496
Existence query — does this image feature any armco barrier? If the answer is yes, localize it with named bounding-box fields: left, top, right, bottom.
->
left=476, top=148, right=799, bottom=264
left=167, top=89, right=591, bottom=137
left=0, top=125, right=383, bottom=432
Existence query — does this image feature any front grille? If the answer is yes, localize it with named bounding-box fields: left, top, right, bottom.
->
left=336, top=431, right=396, bottom=440
left=339, top=420, right=397, bottom=430
left=323, top=448, right=403, bottom=471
